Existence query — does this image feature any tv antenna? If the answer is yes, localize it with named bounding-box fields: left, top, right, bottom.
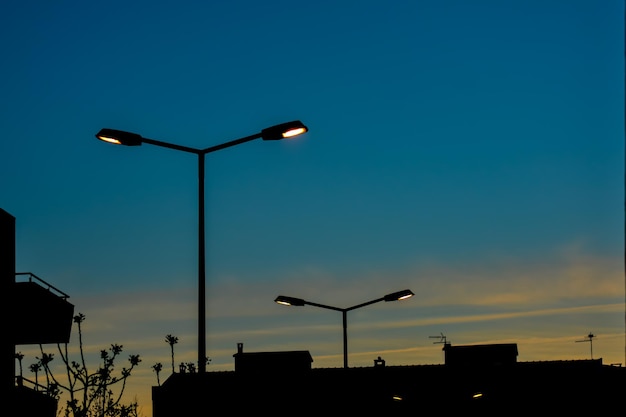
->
left=429, top=332, right=449, bottom=346
left=575, top=332, right=595, bottom=359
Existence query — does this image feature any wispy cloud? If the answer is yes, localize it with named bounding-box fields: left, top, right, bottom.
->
left=60, top=246, right=623, bottom=358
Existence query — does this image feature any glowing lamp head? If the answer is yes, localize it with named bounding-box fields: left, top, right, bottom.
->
left=262, top=120, right=308, bottom=140
left=383, top=289, right=414, bottom=302
left=274, top=295, right=306, bottom=306
left=97, top=135, right=122, bottom=145
left=95, top=129, right=143, bottom=146
left=282, top=126, right=307, bottom=138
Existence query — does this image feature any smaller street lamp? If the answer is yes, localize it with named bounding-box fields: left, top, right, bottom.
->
left=274, top=289, right=414, bottom=368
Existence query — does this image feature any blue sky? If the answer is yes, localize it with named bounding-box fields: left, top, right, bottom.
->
left=3, top=0, right=624, bottom=415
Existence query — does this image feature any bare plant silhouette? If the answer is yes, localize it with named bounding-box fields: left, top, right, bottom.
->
left=23, top=313, right=143, bottom=417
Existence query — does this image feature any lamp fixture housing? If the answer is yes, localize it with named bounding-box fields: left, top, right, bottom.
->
left=261, top=120, right=308, bottom=140
left=95, top=129, right=143, bottom=146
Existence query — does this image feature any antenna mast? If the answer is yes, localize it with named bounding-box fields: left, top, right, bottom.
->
left=429, top=332, right=449, bottom=346
left=575, top=332, right=595, bottom=359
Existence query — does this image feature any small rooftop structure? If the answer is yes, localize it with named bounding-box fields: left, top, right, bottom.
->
left=233, top=343, right=313, bottom=374
left=443, top=343, right=518, bottom=367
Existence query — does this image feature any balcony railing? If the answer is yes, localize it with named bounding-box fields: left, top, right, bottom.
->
left=15, top=272, right=70, bottom=300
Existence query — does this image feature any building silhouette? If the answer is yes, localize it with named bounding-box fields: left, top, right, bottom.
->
left=4, top=209, right=74, bottom=417
left=152, top=342, right=625, bottom=415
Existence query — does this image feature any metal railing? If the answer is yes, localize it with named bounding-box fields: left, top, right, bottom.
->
left=15, top=272, right=70, bottom=300
left=15, top=375, right=53, bottom=393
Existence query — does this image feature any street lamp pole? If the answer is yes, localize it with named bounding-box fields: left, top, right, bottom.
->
left=197, top=152, right=206, bottom=372
left=275, top=289, right=414, bottom=369
left=96, top=121, right=308, bottom=373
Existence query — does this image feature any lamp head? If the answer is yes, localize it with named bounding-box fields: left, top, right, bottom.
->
left=383, top=289, right=414, bottom=302
left=96, top=129, right=143, bottom=146
left=274, top=295, right=306, bottom=306
left=261, top=120, right=308, bottom=140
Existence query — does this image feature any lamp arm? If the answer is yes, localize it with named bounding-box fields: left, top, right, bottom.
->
left=304, top=301, right=344, bottom=312
left=140, top=133, right=263, bottom=155
left=202, top=133, right=262, bottom=154
left=345, top=297, right=384, bottom=312
left=141, top=137, right=201, bottom=154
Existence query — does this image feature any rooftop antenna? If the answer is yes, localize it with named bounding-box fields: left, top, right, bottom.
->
left=429, top=333, right=449, bottom=363
left=575, top=332, right=595, bottom=359
left=429, top=332, right=449, bottom=346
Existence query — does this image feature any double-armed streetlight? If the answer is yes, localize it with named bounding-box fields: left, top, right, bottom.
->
left=274, top=289, right=414, bottom=369
left=96, top=120, right=309, bottom=373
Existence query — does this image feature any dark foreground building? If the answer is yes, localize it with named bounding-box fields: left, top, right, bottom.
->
left=4, top=209, right=74, bottom=417
left=152, top=343, right=625, bottom=416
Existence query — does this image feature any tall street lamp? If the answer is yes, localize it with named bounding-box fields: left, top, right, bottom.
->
left=96, top=120, right=309, bottom=373
left=274, top=289, right=414, bottom=369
